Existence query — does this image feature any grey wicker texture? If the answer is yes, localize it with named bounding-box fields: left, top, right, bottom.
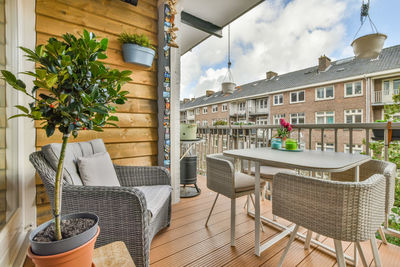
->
left=206, top=154, right=265, bottom=198
left=272, top=172, right=386, bottom=242
left=331, top=160, right=397, bottom=215
left=30, top=150, right=171, bottom=267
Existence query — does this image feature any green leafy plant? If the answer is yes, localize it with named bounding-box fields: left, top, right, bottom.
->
left=118, top=32, right=156, bottom=51
left=213, top=120, right=228, bottom=126
left=1, top=30, right=132, bottom=241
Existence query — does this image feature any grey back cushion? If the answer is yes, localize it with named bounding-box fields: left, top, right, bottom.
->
left=42, top=139, right=107, bottom=185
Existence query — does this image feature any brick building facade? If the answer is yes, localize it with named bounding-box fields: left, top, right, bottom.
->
left=181, top=45, right=400, bottom=152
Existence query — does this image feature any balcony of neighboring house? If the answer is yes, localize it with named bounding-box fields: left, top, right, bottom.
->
left=373, top=78, right=400, bottom=105
left=186, top=110, right=195, bottom=122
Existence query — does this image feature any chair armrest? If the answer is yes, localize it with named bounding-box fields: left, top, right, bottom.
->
left=60, top=185, right=151, bottom=265
left=113, top=165, right=171, bottom=187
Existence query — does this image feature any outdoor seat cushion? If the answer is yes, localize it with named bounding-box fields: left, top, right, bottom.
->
left=235, top=172, right=266, bottom=193
left=42, top=139, right=107, bottom=185
left=136, top=185, right=172, bottom=219
left=248, top=166, right=296, bottom=180
left=77, top=152, right=120, bottom=187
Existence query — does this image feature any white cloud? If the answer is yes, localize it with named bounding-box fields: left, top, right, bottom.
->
left=181, top=0, right=359, bottom=99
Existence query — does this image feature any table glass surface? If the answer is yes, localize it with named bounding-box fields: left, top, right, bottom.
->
left=223, top=148, right=370, bottom=172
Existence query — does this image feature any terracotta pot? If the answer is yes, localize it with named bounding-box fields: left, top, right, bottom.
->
left=27, top=227, right=100, bottom=267
left=351, top=33, right=387, bottom=59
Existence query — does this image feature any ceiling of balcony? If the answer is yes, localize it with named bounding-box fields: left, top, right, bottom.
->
left=180, top=0, right=264, bottom=54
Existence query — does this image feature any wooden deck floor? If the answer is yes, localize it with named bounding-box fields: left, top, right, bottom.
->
left=150, top=175, right=400, bottom=267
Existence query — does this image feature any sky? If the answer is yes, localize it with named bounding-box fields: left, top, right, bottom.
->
left=180, top=0, right=400, bottom=99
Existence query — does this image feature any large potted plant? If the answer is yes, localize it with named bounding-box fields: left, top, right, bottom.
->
left=118, top=32, right=156, bottom=67
left=1, top=30, right=131, bottom=266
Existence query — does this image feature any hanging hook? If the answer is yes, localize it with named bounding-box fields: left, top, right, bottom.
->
left=228, top=24, right=231, bottom=69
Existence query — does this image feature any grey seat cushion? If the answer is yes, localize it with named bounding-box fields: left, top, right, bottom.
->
left=235, top=172, right=266, bottom=193
left=77, top=152, right=120, bottom=187
left=42, top=139, right=107, bottom=185
left=136, top=185, right=172, bottom=219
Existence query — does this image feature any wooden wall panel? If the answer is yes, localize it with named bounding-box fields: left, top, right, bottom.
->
left=35, top=0, right=159, bottom=224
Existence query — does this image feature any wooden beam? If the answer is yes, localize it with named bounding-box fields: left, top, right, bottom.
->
left=181, top=11, right=223, bottom=38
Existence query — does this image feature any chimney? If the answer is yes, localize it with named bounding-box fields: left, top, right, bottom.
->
left=206, top=90, right=214, bottom=97
left=183, top=98, right=189, bottom=103
left=191, top=98, right=195, bottom=101
left=318, top=55, right=331, bottom=72
left=266, top=71, right=278, bottom=79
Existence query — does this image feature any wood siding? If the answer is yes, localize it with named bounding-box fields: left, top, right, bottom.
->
left=35, top=0, right=158, bottom=224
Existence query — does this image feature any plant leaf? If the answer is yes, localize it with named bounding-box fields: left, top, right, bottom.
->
left=14, top=105, right=29, bottom=113
left=107, top=115, right=119, bottom=121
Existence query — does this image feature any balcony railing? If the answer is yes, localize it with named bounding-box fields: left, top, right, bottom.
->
left=373, top=89, right=399, bottom=104
left=192, top=122, right=400, bottom=239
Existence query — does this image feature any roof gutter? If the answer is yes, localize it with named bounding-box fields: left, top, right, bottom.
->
left=180, top=68, right=400, bottom=111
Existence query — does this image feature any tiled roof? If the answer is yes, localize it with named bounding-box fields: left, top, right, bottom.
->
left=181, top=45, right=400, bottom=110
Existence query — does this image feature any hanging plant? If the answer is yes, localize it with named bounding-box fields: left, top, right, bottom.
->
left=351, top=0, right=386, bottom=59
left=118, top=32, right=156, bottom=67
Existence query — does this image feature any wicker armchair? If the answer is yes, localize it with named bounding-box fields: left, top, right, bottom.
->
left=331, top=159, right=397, bottom=244
left=30, top=146, right=171, bottom=267
left=205, top=154, right=265, bottom=246
left=273, top=171, right=386, bottom=267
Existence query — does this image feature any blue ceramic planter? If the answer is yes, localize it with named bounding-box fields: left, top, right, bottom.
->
left=122, top=43, right=155, bottom=67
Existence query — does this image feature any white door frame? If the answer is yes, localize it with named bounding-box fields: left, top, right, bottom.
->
left=0, top=0, right=36, bottom=266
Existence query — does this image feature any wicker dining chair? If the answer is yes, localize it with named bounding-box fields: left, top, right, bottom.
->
left=331, top=159, right=397, bottom=244
left=273, top=171, right=386, bottom=267
left=205, top=154, right=266, bottom=246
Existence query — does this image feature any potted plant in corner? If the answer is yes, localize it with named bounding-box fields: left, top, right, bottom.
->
left=118, top=32, right=156, bottom=67
left=1, top=30, right=132, bottom=267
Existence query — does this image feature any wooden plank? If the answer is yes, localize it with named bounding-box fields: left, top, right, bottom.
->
left=107, top=63, right=157, bottom=86
left=35, top=15, right=155, bottom=52
left=0, top=170, right=5, bottom=190
left=0, top=107, right=5, bottom=127
left=56, top=0, right=157, bottom=32
left=112, top=155, right=156, bottom=166
left=36, top=204, right=52, bottom=225
left=0, top=149, right=4, bottom=169
left=114, top=99, right=157, bottom=114
left=0, top=129, right=4, bottom=149
left=36, top=127, right=158, bottom=146
left=36, top=185, right=50, bottom=206
left=122, top=83, right=157, bottom=100
left=35, top=113, right=157, bottom=129
left=36, top=1, right=157, bottom=43
left=105, top=142, right=157, bottom=159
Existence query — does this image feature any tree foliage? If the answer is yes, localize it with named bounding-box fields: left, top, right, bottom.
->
left=1, top=29, right=132, bottom=138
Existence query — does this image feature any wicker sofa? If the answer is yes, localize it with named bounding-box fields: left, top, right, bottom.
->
left=30, top=139, right=172, bottom=267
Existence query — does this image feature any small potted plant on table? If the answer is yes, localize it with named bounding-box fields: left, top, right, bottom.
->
left=118, top=32, right=156, bottom=67
left=274, top=118, right=293, bottom=149
left=1, top=30, right=131, bottom=267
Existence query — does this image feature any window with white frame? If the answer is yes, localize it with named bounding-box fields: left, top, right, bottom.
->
left=212, top=104, right=218, bottom=113
left=315, top=111, right=334, bottom=124
left=257, top=99, right=268, bottom=109
left=222, top=103, right=228, bottom=112
left=196, top=120, right=200, bottom=126
left=195, top=108, right=200, bottom=115
left=382, top=79, right=400, bottom=96
left=202, top=107, right=208, bottom=114
left=212, top=119, right=217, bottom=125
left=344, top=144, right=363, bottom=154
left=238, top=102, right=246, bottom=111
left=273, top=114, right=285, bottom=125
left=290, top=112, right=305, bottom=124
left=316, top=143, right=335, bottom=152
left=202, top=120, right=208, bottom=127
left=273, top=94, right=283, bottom=105
left=345, top=109, right=362, bottom=123
left=188, top=110, right=194, bottom=116
left=256, top=116, right=268, bottom=125
left=345, top=81, right=362, bottom=97
left=315, top=86, right=334, bottom=100
left=290, top=91, right=305, bottom=103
